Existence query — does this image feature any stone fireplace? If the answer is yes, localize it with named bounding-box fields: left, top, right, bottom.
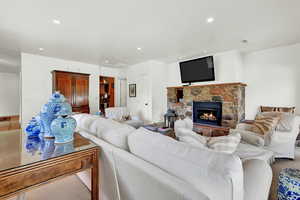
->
left=167, top=82, right=246, bottom=128
left=193, top=101, right=222, bottom=126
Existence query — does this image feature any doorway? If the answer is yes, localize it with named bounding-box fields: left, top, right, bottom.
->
left=99, top=76, right=115, bottom=114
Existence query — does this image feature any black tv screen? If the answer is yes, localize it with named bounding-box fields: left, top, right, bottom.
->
left=179, top=56, right=215, bottom=83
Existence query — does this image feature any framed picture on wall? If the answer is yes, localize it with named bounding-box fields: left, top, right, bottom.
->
left=129, top=84, right=136, bottom=97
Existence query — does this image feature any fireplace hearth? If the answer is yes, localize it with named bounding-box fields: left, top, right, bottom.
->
left=193, top=101, right=222, bottom=126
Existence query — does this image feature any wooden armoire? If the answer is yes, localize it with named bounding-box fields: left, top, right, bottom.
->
left=52, top=70, right=90, bottom=113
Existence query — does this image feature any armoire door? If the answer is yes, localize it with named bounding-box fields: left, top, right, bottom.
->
left=53, top=72, right=73, bottom=104
left=52, top=71, right=90, bottom=113
left=73, top=75, right=89, bottom=108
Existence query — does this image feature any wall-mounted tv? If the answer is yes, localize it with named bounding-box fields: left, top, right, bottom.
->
left=179, top=56, right=215, bottom=83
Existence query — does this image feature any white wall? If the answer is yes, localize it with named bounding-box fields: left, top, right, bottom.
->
left=243, top=43, right=300, bottom=119
left=21, top=53, right=100, bottom=127
left=125, top=51, right=245, bottom=123
left=0, top=73, right=20, bottom=117
left=166, top=50, right=244, bottom=87
left=126, top=61, right=153, bottom=121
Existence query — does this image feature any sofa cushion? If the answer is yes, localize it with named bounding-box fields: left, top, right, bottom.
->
left=251, top=116, right=280, bottom=136
left=207, top=132, right=241, bottom=154
left=231, top=129, right=265, bottom=147
left=73, top=114, right=100, bottom=134
left=128, top=128, right=244, bottom=200
left=176, top=128, right=240, bottom=154
left=178, top=136, right=207, bottom=148
left=256, top=112, right=295, bottom=132
left=102, top=125, right=135, bottom=151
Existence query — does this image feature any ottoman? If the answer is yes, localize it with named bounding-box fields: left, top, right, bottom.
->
left=278, top=168, right=300, bottom=200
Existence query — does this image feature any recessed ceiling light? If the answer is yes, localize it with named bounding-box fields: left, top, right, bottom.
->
left=105, top=60, right=109, bottom=64
left=52, top=19, right=61, bottom=25
left=137, top=47, right=142, bottom=51
left=39, top=48, right=44, bottom=51
left=206, top=17, right=214, bottom=23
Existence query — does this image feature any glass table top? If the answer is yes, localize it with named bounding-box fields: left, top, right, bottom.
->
left=0, top=130, right=97, bottom=172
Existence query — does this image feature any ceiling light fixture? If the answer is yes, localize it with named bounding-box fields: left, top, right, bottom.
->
left=206, top=17, right=214, bottom=23
left=52, top=19, right=61, bottom=25
left=105, top=60, right=109, bottom=64
left=137, top=47, right=142, bottom=51
left=39, top=48, right=44, bottom=51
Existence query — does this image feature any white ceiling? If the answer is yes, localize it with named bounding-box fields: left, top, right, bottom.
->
left=0, top=0, right=300, bottom=68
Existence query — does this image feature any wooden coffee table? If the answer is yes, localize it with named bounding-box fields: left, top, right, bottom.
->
left=0, top=131, right=100, bottom=200
left=193, top=124, right=230, bottom=137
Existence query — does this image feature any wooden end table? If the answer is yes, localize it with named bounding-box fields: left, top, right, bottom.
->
left=0, top=131, right=100, bottom=200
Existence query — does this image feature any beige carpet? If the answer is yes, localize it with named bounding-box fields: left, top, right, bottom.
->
left=8, top=175, right=90, bottom=200
left=269, top=149, right=300, bottom=200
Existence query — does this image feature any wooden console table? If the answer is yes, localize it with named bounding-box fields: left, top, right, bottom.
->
left=0, top=132, right=99, bottom=200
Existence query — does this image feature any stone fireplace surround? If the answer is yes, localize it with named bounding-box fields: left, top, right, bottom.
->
left=167, top=82, right=246, bottom=128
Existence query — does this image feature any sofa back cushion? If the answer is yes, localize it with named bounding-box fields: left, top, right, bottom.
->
left=102, top=125, right=135, bottom=151
left=207, top=132, right=241, bottom=154
left=128, top=128, right=244, bottom=200
left=260, top=106, right=295, bottom=113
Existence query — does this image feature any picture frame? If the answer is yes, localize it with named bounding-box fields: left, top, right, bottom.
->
left=129, top=84, right=136, bottom=97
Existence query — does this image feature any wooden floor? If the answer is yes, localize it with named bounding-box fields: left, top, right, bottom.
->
left=0, top=115, right=20, bottom=131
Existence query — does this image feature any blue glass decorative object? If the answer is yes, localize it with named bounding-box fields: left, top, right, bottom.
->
left=39, top=91, right=65, bottom=137
left=25, top=117, right=41, bottom=138
left=278, top=168, right=300, bottom=200
left=40, top=138, right=55, bottom=160
left=25, top=136, right=41, bottom=155
left=55, top=102, right=72, bottom=116
left=53, top=142, right=74, bottom=157
left=40, top=104, right=56, bottom=137
left=51, top=116, right=77, bottom=143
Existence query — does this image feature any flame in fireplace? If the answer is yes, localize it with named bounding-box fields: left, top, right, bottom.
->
left=200, top=112, right=217, bottom=121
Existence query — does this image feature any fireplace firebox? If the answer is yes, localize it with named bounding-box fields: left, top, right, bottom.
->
left=193, top=101, right=222, bottom=126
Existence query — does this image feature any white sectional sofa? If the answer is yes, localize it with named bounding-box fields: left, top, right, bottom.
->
left=73, top=114, right=272, bottom=200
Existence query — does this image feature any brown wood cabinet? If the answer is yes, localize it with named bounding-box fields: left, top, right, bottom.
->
left=52, top=70, right=90, bottom=113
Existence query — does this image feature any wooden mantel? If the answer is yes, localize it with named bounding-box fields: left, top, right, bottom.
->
left=167, top=82, right=247, bottom=89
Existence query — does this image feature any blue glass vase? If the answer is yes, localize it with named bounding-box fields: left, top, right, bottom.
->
left=53, top=142, right=74, bottom=157
left=25, top=136, right=41, bottom=155
left=40, top=92, right=66, bottom=137
left=50, top=116, right=77, bottom=143
left=40, top=138, right=55, bottom=160
left=25, top=117, right=41, bottom=138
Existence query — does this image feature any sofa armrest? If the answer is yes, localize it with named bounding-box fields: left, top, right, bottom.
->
left=243, top=159, right=272, bottom=200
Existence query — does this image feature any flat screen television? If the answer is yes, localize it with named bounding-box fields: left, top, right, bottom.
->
left=179, top=56, right=215, bottom=83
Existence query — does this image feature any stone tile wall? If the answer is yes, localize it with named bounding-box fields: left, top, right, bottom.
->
left=167, top=83, right=246, bottom=128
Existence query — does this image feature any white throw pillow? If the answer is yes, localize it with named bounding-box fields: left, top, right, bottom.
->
left=178, top=136, right=206, bottom=149
left=183, top=117, right=193, bottom=130
left=102, top=125, right=135, bottom=151
left=128, top=128, right=244, bottom=200
left=231, top=129, right=265, bottom=147
left=175, top=127, right=207, bottom=143
left=207, top=132, right=241, bottom=154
